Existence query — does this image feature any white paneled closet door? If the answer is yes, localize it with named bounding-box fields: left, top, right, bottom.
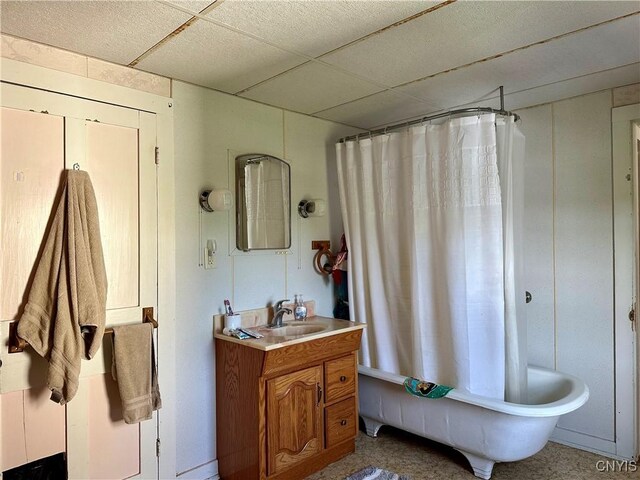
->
left=521, top=93, right=638, bottom=459
left=0, top=83, right=159, bottom=479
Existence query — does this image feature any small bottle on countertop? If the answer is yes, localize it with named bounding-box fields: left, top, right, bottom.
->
left=294, top=294, right=307, bottom=320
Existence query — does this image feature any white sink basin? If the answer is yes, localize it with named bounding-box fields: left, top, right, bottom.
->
left=258, top=321, right=328, bottom=338
left=277, top=324, right=327, bottom=335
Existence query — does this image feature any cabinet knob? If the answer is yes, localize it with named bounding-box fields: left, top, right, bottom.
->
left=340, top=375, right=347, bottom=382
left=340, top=420, right=347, bottom=426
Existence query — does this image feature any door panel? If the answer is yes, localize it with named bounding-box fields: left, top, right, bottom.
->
left=85, top=121, right=140, bottom=309
left=554, top=92, right=614, bottom=440
left=0, top=387, right=65, bottom=471
left=87, top=374, right=140, bottom=480
left=23, top=387, right=66, bottom=463
left=0, top=84, right=158, bottom=479
left=0, top=107, right=64, bottom=320
left=1, top=390, right=27, bottom=470
left=64, top=106, right=157, bottom=480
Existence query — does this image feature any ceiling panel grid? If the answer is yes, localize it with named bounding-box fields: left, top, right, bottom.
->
left=0, top=0, right=638, bottom=128
left=0, top=0, right=193, bottom=65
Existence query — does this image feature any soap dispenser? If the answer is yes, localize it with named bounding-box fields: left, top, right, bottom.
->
left=294, top=294, right=307, bottom=320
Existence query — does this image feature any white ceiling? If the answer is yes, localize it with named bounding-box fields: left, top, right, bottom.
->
left=1, top=0, right=638, bottom=129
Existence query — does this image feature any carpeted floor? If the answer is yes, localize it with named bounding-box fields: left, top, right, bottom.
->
left=307, top=424, right=638, bottom=480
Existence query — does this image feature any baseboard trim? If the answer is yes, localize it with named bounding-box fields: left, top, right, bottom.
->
left=551, top=427, right=625, bottom=459
left=176, top=459, right=219, bottom=480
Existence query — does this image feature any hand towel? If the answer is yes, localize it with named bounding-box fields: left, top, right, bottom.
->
left=111, top=323, right=161, bottom=424
left=17, top=170, right=107, bottom=405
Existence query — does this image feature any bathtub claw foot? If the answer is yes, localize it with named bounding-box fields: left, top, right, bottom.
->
left=360, top=416, right=385, bottom=438
left=456, top=450, right=495, bottom=480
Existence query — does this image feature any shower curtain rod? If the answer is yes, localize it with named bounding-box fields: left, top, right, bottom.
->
left=339, top=86, right=519, bottom=143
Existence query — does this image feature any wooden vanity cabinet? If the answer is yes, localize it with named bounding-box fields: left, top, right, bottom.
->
left=216, top=329, right=363, bottom=480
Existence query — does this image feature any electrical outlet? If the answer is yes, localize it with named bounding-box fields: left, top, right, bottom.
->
left=204, top=248, right=216, bottom=269
left=204, top=240, right=217, bottom=269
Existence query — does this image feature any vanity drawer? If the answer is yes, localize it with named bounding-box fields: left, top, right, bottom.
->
left=325, top=355, right=356, bottom=403
left=325, top=397, right=357, bottom=448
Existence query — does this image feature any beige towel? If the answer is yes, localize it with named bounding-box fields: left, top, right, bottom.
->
left=17, top=170, right=107, bottom=405
left=111, top=323, right=161, bottom=424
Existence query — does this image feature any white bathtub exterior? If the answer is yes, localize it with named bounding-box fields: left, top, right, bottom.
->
left=358, top=365, right=589, bottom=479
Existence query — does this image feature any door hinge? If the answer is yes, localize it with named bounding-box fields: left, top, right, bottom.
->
left=629, top=306, right=636, bottom=332
left=156, top=438, right=161, bottom=457
left=155, top=146, right=160, bottom=165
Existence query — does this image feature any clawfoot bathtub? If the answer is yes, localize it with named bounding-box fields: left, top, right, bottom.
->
left=358, top=365, right=589, bottom=479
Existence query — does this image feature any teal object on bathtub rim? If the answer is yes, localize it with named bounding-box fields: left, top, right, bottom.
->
left=404, top=376, right=453, bottom=399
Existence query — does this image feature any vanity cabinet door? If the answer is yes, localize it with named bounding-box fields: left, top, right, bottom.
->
left=266, top=365, right=323, bottom=476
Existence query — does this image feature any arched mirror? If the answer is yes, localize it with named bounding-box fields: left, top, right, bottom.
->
left=235, top=153, right=291, bottom=251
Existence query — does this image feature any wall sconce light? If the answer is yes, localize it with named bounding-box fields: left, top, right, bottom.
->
left=200, top=189, right=233, bottom=212
left=298, top=199, right=326, bottom=218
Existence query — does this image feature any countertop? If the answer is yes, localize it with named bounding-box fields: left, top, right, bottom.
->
left=214, top=316, right=365, bottom=351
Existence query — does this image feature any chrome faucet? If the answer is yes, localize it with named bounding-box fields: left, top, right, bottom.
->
left=268, top=299, right=292, bottom=328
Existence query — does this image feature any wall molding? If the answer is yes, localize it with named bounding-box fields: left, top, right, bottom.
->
left=552, top=427, right=618, bottom=458
left=613, top=83, right=640, bottom=108
left=176, top=460, right=219, bottom=480
left=1, top=33, right=171, bottom=97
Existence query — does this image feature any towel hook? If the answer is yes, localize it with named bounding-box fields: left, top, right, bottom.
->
left=73, top=163, right=80, bottom=171
left=311, top=240, right=334, bottom=276
left=142, top=307, right=158, bottom=328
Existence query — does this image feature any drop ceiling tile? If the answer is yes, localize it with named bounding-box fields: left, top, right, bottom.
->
left=315, top=90, right=441, bottom=130
left=164, top=1, right=217, bottom=14
left=322, top=1, right=640, bottom=87
left=136, top=19, right=306, bottom=93
left=397, top=15, right=640, bottom=110
left=442, top=65, right=640, bottom=113
left=239, top=62, right=384, bottom=114
left=206, top=0, right=438, bottom=58
left=504, top=63, right=640, bottom=112
left=0, top=1, right=193, bottom=65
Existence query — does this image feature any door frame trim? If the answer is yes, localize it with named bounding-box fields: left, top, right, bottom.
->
left=612, top=103, right=640, bottom=460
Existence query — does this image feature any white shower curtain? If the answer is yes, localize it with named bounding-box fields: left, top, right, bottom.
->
left=497, top=117, right=527, bottom=403
left=336, top=114, right=526, bottom=400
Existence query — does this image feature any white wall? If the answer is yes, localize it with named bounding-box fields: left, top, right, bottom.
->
left=172, top=81, right=359, bottom=475
left=516, top=85, right=638, bottom=453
